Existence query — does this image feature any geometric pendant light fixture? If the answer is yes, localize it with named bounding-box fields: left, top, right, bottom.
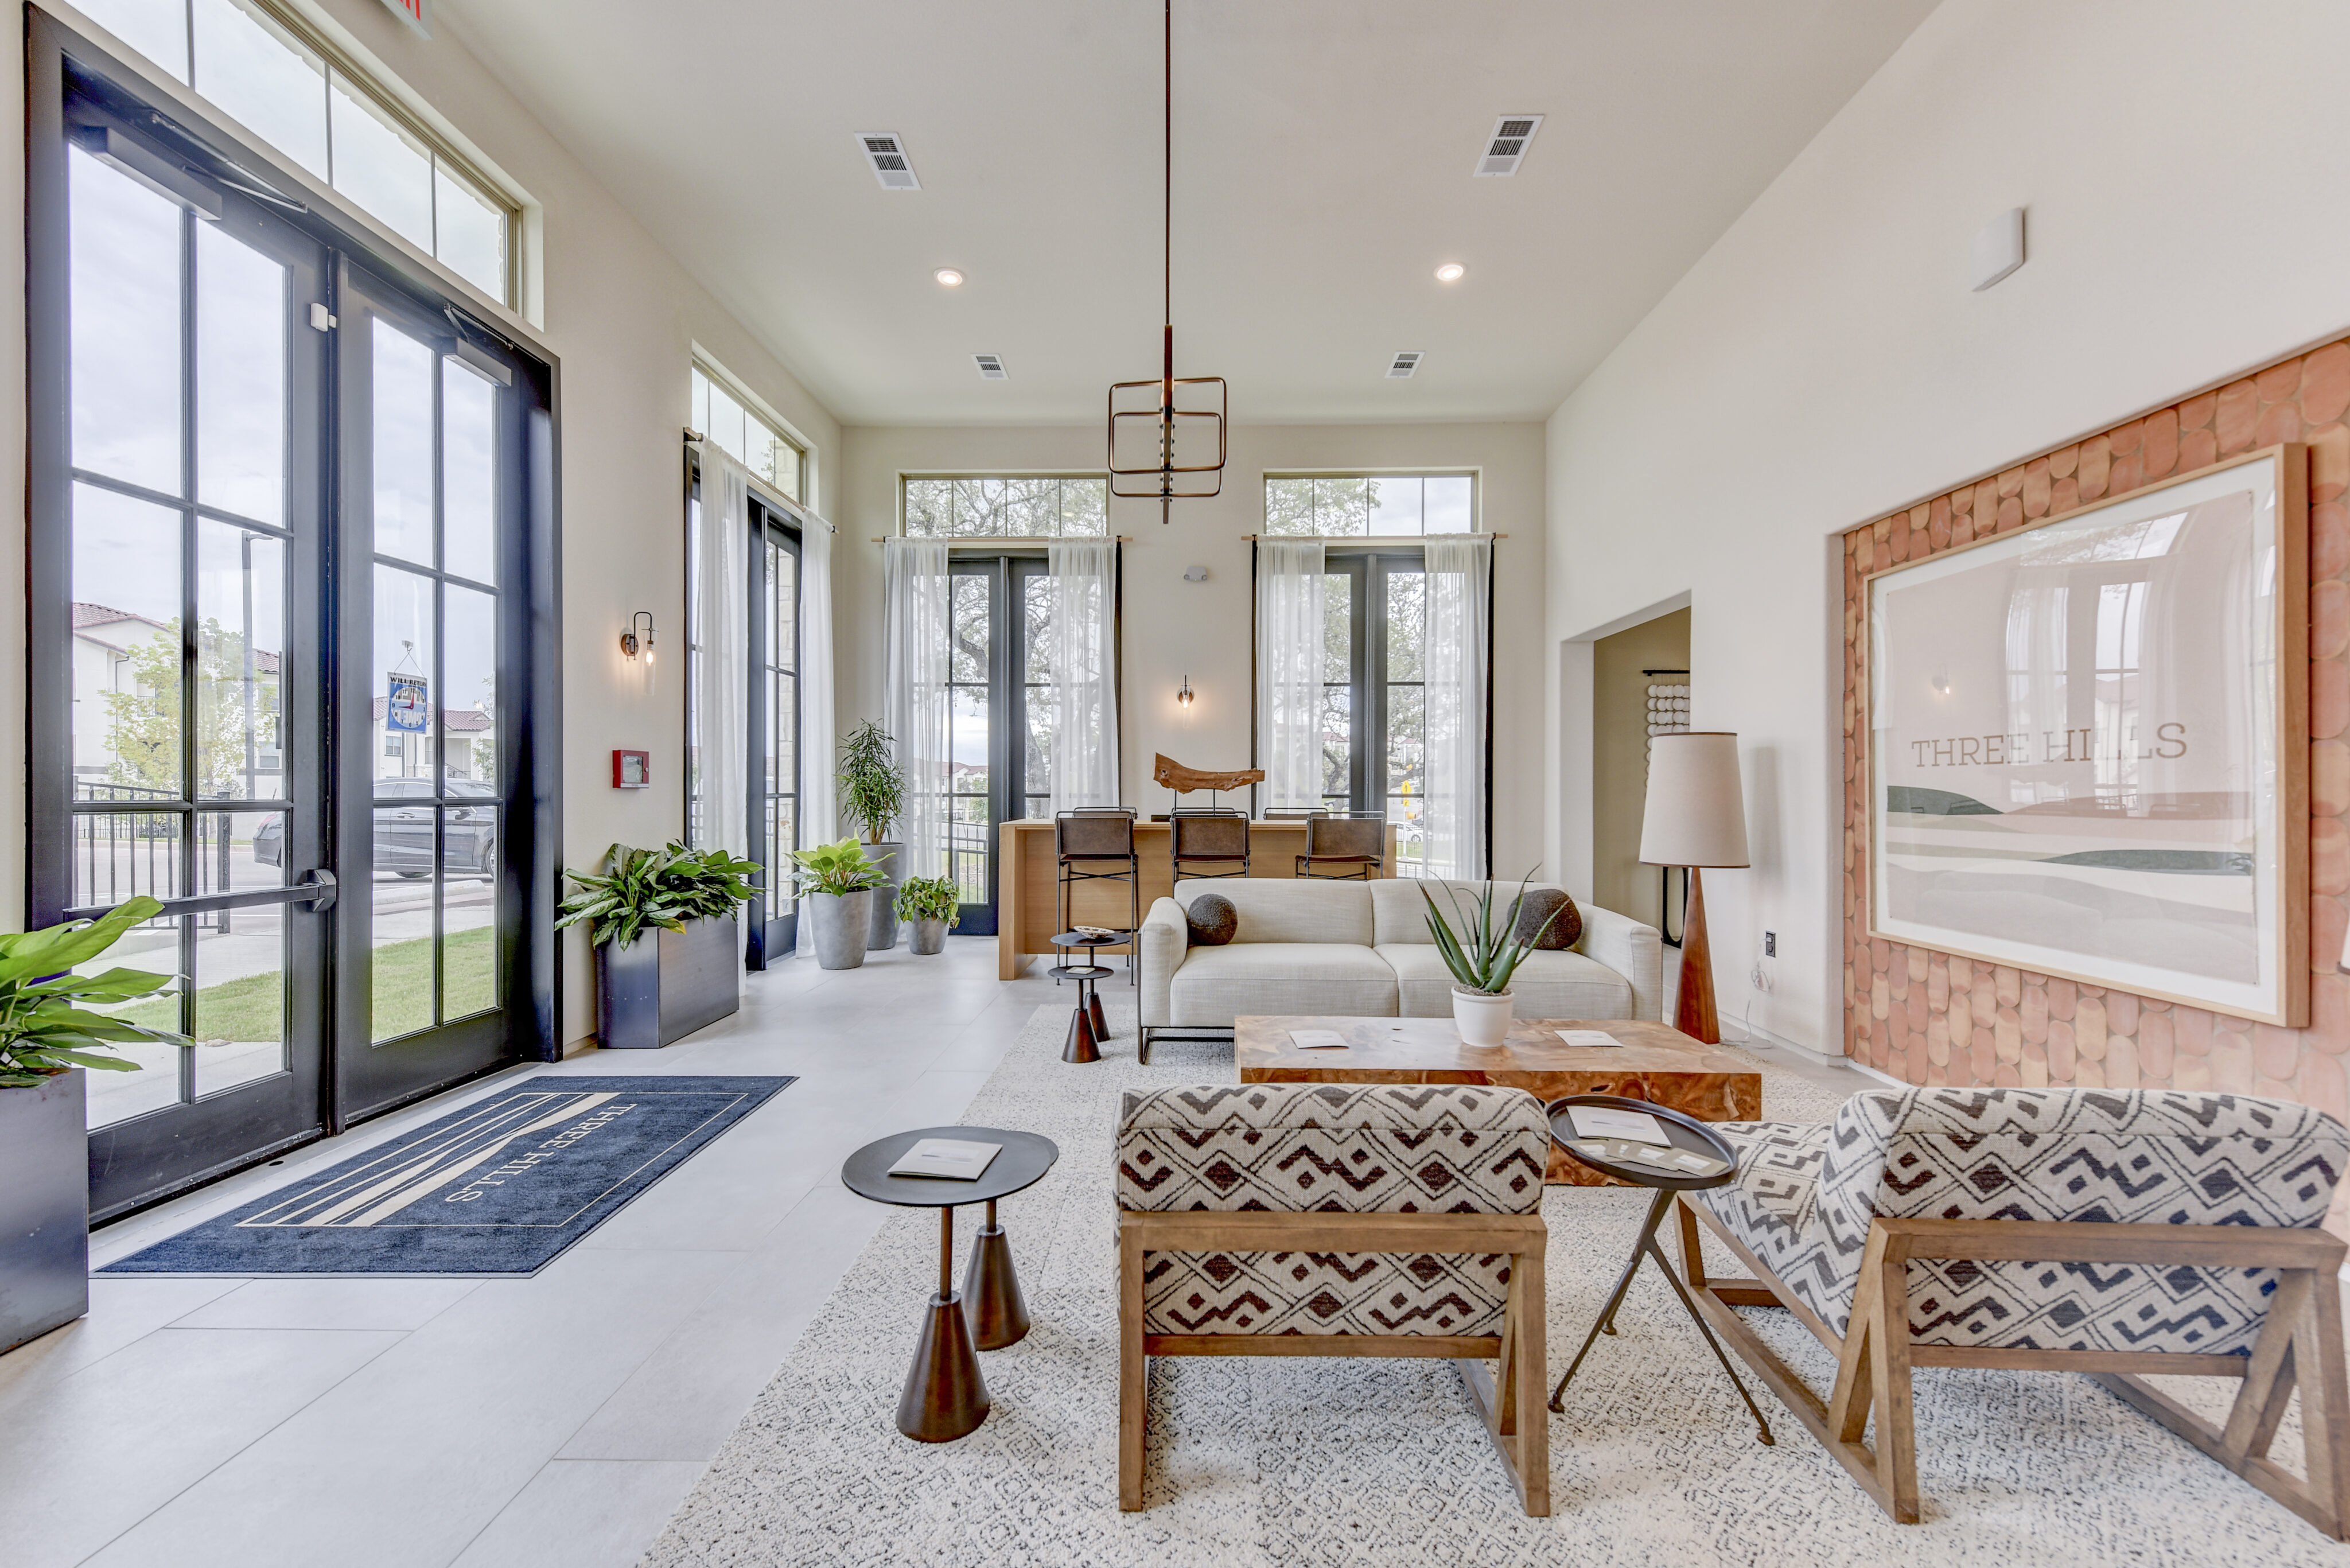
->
left=1107, top=0, right=1227, bottom=523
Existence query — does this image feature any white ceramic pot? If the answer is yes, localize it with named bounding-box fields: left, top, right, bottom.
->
left=1452, top=987, right=1514, bottom=1048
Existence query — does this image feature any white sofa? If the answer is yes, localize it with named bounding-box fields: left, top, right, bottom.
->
left=1137, top=878, right=1663, bottom=1058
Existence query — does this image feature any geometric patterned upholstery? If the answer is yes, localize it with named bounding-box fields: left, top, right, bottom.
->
left=1116, top=1083, right=1549, bottom=1336
left=1691, top=1089, right=2350, bottom=1354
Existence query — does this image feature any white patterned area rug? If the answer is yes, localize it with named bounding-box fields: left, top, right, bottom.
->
left=643, top=998, right=2349, bottom=1568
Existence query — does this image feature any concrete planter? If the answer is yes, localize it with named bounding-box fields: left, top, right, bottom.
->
left=597, top=916, right=741, bottom=1049
left=809, top=890, right=873, bottom=970
left=909, top=917, right=949, bottom=955
left=863, top=842, right=904, bottom=950
left=1, top=1069, right=89, bottom=1355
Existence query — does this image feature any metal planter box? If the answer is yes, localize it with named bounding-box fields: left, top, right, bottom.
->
left=1, top=1069, right=90, bottom=1355
left=597, top=916, right=741, bottom=1050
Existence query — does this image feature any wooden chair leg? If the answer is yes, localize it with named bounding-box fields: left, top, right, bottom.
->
left=1118, top=1225, right=1147, bottom=1511
left=2293, top=1264, right=2350, bottom=1538
left=1867, top=1240, right=1920, bottom=1524
left=1515, top=1242, right=1550, bottom=1516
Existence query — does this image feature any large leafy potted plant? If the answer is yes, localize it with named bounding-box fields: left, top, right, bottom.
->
left=1421, top=878, right=1570, bottom=1048
left=1, top=897, right=188, bottom=1352
left=838, top=720, right=909, bottom=950
left=557, top=843, right=760, bottom=1049
left=894, top=875, right=961, bottom=956
left=789, top=838, right=888, bottom=970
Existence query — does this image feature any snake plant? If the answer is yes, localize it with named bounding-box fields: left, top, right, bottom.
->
left=1420, top=876, right=1569, bottom=997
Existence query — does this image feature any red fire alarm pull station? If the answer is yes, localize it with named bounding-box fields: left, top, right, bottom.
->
left=612, top=750, right=651, bottom=789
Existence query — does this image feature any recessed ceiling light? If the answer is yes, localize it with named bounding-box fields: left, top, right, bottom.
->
left=934, top=268, right=964, bottom=287
left=1434, top=263, right=1466, bottom=283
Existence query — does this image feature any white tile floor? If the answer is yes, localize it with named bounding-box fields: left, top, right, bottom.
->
left=0, top=937, right=1073, bottom=1568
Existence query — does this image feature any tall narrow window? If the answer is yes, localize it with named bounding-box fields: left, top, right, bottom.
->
left=1314, top=554, right=1427, bottom=871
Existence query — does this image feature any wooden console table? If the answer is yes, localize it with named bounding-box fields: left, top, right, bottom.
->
left=995, top=818, right=1399, bottom=979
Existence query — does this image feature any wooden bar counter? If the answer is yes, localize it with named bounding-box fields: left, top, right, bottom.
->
left=995, top=818, right=1399, bottom=979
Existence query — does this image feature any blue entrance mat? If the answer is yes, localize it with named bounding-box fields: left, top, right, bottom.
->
left=100, top=1075, right=795, bottom=1277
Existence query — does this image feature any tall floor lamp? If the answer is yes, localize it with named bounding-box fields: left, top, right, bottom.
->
left=1640, top=732, right=1749, bottom=1045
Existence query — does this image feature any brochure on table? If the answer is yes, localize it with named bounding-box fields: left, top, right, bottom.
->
left=889, top=1138, right=1003, bottom=1180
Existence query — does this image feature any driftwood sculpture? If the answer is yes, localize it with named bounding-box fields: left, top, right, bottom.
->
left=1153, top=754, right=1265, bottom=793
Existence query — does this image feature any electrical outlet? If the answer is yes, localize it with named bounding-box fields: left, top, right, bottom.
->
left=1762, top=930, right=1777, bottom=958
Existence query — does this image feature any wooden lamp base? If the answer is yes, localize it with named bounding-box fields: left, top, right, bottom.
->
left=1674, top=867, right=1721, bottom=1045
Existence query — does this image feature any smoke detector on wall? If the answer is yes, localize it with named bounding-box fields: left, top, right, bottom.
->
left=857, top=133, right=920, bottom=190
left=1387, top=352, right=1422, bottom=379
left=973, top=354, right=1008, bottom=380
left=1474, top=115, right=1542, bottom=177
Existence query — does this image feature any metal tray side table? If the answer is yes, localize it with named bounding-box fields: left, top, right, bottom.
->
left=840, top=1126, right=1060, bottom=1443
left=1051, top=931, right=1127, bottom=1063
left=1544, top=1094, right=1774, bottom=1445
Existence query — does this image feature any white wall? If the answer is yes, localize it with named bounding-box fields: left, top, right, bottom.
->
left=5, top=1, right=845, bottom=1055
left=1544, top=0, right=2350, bottom=1053
left=833, top=422, right=1552, bottom=879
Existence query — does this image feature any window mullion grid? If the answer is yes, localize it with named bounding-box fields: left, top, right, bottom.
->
left=1350, top=557, right=1373, bottom=813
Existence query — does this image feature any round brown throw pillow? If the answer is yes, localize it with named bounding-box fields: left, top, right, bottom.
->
left=1185, top=892, right=1238, bottom=946
left=1515, top=887, right=1580, bottom=950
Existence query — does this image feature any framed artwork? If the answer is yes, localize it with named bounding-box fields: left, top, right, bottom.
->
left=1866, top=445, right=2309, bottom=1026
left=612, top=749, right=651, bottom=789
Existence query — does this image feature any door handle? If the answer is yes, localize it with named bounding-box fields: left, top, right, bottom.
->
left=64, top=869, right=336, bottom=923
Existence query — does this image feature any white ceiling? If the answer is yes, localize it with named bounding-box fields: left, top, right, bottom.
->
left=438, top=1, right=1940, bottom=427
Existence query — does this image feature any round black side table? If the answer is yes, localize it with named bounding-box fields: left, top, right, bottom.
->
left=1543, top=1094, right=1774, bottom=1445
left=840, top=1125, right=1060, bottom=1443
left=1050, top=931, right=1126, bottom=1063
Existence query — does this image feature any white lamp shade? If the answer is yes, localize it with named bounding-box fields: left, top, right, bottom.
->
left=1640, top=732, right=1750, bottom=869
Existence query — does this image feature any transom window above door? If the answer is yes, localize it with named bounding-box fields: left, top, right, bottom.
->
left=71, top=0, right=518, bottom=305
left=1263, top=474, right=1475, bottom=537
left=902, top=476, right=1109, bottom=538
left=691, top=364, right=803, bottom=500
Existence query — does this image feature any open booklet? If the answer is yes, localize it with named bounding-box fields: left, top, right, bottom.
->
left=888, top=1138, right=1003, bottom=1180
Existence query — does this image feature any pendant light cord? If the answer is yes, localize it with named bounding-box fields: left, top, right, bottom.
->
left=1164, top=0, right=1172, bottom=328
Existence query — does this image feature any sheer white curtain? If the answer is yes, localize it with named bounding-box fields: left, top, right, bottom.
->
left=694, top=448, right=750, bottom=859
left=1048, top=540, right=1119, bottom=812
left=1256, top=540, right=1326, bottom=809
left=1422, top=535, right=1491, bottom=880
left=794, top=511, right=838, bottom=957
left=884, top=538, right=952, bottom=879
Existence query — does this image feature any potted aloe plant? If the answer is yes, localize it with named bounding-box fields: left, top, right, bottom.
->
left=838, top=720, right=909, bottom=950
left=557, top=842, right=760, bottom=1049
left=791, top=838, right=889, bottom=970
left=894, top=876, right=962, bottom=956
left=1422, top=878, right=1570, bottom=1048
left=1, top=896, right=188, bottom=1352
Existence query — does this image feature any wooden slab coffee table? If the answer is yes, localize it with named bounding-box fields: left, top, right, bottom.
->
left=1234, top=1015, right=1762, bottom=1185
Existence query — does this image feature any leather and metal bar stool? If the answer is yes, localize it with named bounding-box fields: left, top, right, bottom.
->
left=1056, top=807, right=1139, bottom=975
left=1169, top=807, right=1250, bottom=882
left=1295, top=810, right=1386, bottom=879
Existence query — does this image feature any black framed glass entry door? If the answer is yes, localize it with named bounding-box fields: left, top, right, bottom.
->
left=37, top=96, right=334, bottom=1216
left=30, top=30, right=552, bottom=1219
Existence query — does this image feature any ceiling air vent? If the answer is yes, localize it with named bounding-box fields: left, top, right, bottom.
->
left=1474, top=114, right=1543, bottom=177
left=858, top=132, right=920, bottom=190
left=974, top=354, right=1007, bottom=380
left=1387, top=352, right=1423, bottom=379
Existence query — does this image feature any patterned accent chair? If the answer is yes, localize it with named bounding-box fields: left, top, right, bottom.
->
left=1115, top=1082, right=1551, bottom=1514
left=1675, top=1087, right=2350, bottom=1535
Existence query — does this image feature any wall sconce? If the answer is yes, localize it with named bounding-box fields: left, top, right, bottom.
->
left=1176, top=674, right=1194, bottom=710
left=620, top=611, right=656, bottom=663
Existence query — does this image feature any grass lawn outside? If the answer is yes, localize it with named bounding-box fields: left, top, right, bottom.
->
left=116, top=925, right=497, bottom=1043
